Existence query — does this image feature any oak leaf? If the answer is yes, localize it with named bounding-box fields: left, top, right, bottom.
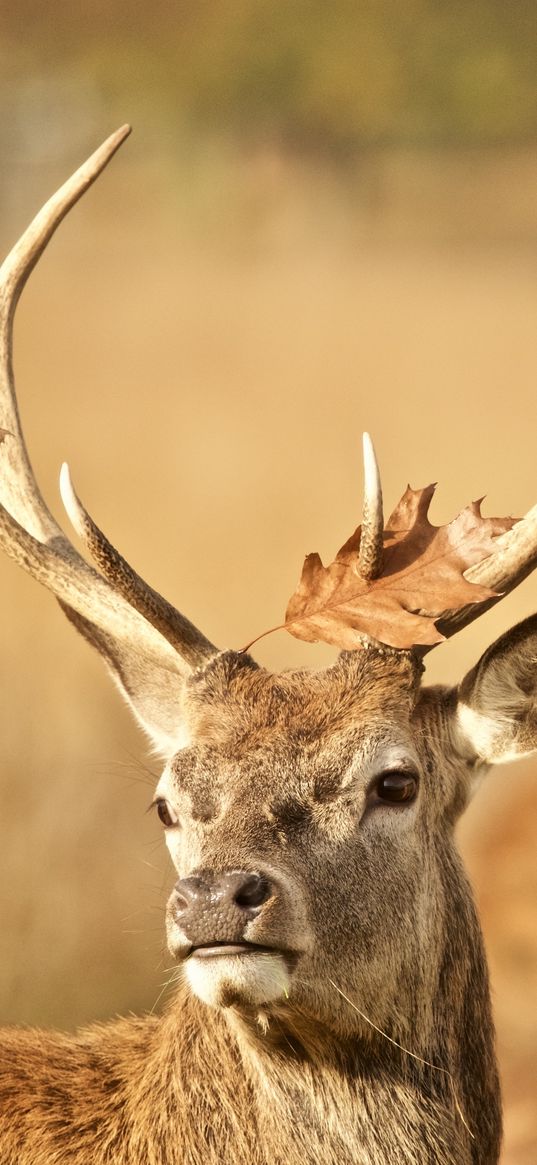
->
left=283, top=485, right=516, bottom=651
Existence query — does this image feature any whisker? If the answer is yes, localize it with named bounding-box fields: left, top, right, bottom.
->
left=122, top=927, right=164, bottom=935
left=150, top=968, right=183, bottom=1014
left=327, top=978, right=474, bottom=1140
left=138, top=858, right=165, bottom=873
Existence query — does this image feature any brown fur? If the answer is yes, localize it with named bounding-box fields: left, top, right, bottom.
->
left=2, top=618, right=537, bottom=1165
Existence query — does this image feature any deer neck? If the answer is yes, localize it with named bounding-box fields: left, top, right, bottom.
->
left=221, top=1005, right=476, bottom=1165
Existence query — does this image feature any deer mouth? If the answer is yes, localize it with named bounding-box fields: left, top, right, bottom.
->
left=184, top=941, right=294, bottom=1008
left=189, top=942, right=278, bottom=959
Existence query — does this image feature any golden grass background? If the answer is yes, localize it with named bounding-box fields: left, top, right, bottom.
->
left=0, top=48, right=536, bottom=1165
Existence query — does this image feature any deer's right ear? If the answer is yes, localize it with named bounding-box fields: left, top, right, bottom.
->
left=452, top=613, right=537, bottom=767
left=60, top=604, right=194, bottom=757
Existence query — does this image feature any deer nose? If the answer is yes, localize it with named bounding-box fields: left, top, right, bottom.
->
left=174, top=870, right=272, bottom=917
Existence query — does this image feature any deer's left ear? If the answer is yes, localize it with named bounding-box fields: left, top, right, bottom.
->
left=452, top=613, right=537, bottom=765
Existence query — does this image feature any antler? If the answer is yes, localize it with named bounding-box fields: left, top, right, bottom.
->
left=0, top=128, right=131, bottom=543
left=358, top=433, right=384, bottom=580
left=59, top=462, right=215, bottom=660
left=432, top=504, right=537, bottom=644
left=0, top=128, right=217, bottom=745
left=359, top=437, right=537, bottom=648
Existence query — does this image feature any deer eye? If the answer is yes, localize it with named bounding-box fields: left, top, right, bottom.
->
left=155, top=798, right=179, bottom=827
left=374, top=771, right=418, bottom=804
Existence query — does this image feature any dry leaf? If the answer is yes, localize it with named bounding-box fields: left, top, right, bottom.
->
left=282, top=485, right=516, bottom=651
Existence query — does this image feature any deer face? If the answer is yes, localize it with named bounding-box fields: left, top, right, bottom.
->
left=155, top=648, right=468, bottom=1028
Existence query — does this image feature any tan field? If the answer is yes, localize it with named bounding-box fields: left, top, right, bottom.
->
left=0, top=139, right=536, bottom=1163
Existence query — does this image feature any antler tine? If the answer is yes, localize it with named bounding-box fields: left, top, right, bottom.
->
left=358, top=432, right=384, bottom=581
left=0, top=129, right=218, bottom=688
left=430, top=503, right=537, bottom=645
left=60, top=463, right=216, bottom=664
left=0, top=126, right=131, bottom=541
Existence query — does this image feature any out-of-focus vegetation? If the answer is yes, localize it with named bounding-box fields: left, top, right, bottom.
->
left=1, top=1, right=537, bottom=157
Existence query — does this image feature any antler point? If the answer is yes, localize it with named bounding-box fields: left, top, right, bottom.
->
left=59, top=462, right=83, bottom=534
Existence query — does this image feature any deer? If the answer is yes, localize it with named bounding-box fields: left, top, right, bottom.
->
left=0, top=126, right=536, bottom=1165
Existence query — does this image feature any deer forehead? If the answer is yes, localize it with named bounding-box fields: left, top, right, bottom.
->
left=155, top=649, right=423, bottom=817
left=183, top=648, right=421, bottom=744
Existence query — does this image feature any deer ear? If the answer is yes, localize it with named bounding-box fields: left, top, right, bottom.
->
left=60, top=604, right=191, bottom=758
left=453, top=613, right=537, bottom=766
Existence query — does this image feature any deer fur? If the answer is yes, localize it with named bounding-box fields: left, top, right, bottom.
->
left=1, top=129, right=536, bottom=1165
left=2, top=629, right=537, bottom=1165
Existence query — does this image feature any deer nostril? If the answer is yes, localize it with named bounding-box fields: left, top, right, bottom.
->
left=233, top=873, right=271, bottom=909
left=173, top=876, right=205, bottom=915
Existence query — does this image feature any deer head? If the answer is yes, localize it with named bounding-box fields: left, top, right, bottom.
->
left=1, top=130, right=536, bottom=1101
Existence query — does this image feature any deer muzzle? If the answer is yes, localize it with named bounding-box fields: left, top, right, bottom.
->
left=168, top=866, right=307, bottom=1008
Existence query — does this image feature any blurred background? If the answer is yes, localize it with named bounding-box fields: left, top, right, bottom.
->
left=0, top=3, right=536, bottom=1161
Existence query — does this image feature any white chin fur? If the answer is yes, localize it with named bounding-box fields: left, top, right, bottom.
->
left=185, top=952, right=290, bottom=1008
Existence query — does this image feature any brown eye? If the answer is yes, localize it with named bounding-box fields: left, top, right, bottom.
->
left=156, top=799, right=178, bottom=827
left=375, top=772, right=418, bottom=804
